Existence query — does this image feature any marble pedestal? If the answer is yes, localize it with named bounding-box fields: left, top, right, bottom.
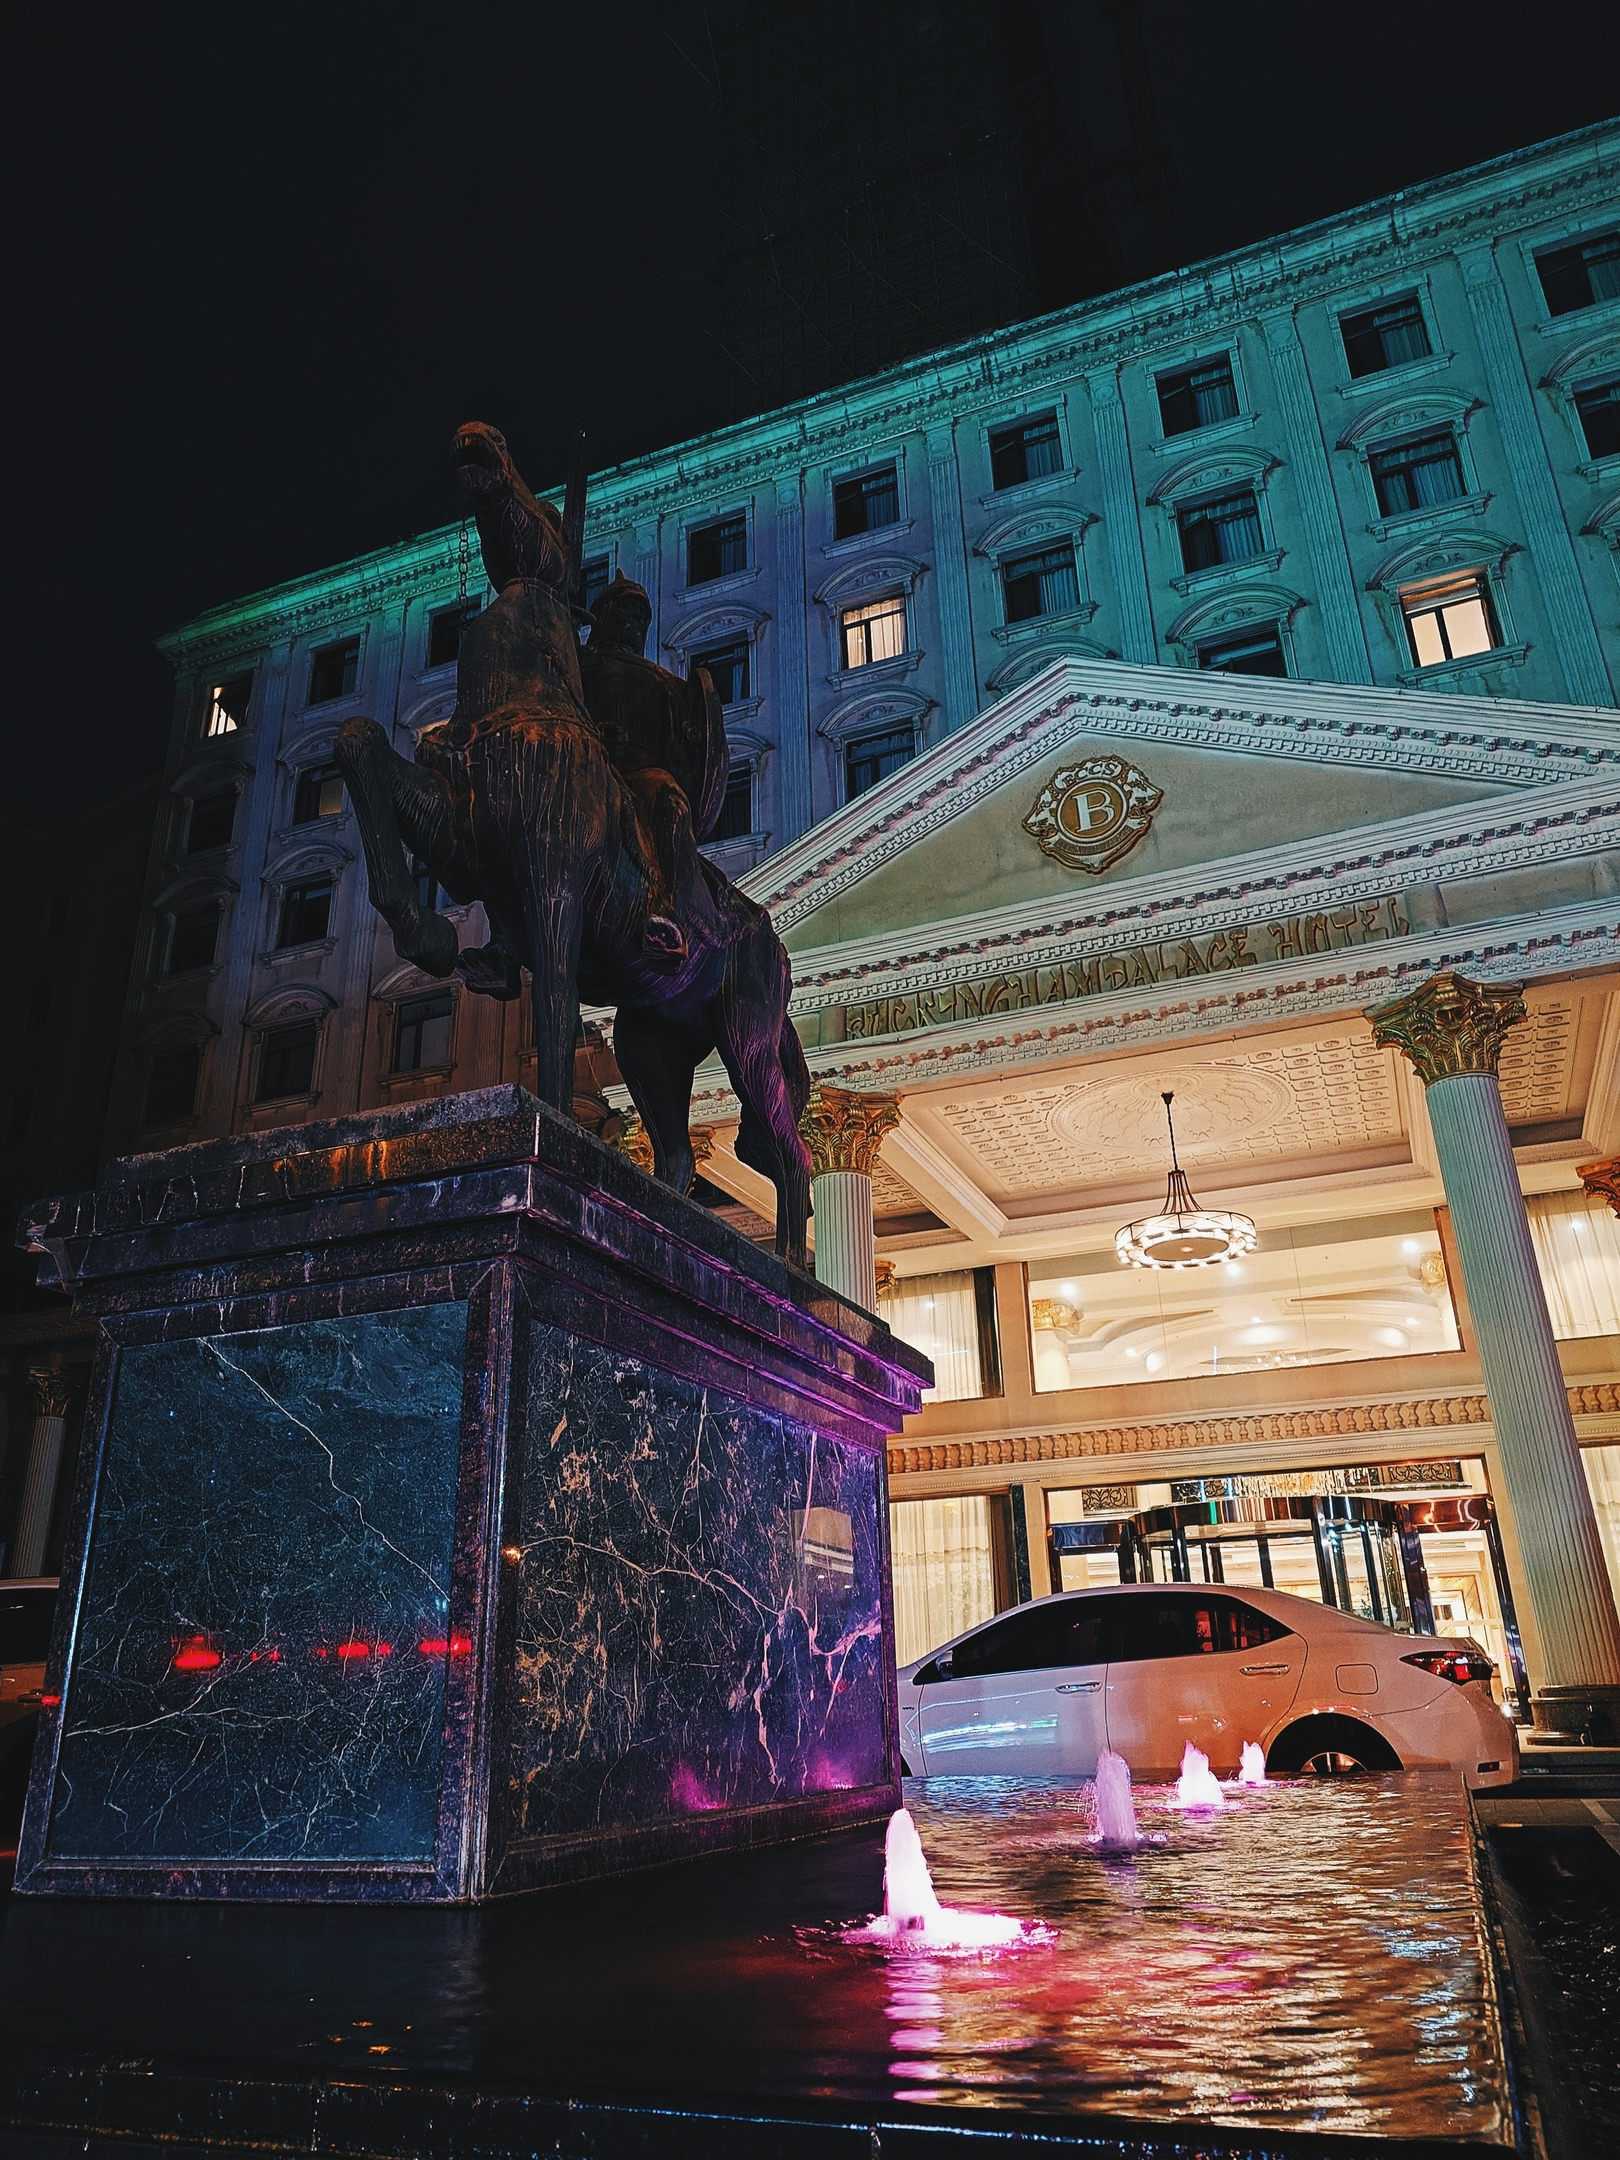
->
left=11, top=1087, right=929, bottom=1903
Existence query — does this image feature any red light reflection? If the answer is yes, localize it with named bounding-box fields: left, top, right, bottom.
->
left=418, top=1634, right=472, bottom=1658
left=173, top=1639, right=222, bottom=1672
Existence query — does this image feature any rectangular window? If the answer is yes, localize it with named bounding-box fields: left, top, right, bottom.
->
left=167, top=904, right=219, bottom=975
left=1575, top=377, right=1620, bottom=460
left=1535, top=230, right=1620, bottom=317
left=205, top=672, right=253, bottom=738
left=833, top=464, right=901, bottom=538
left=1176, top=489, right=1264, bottom=573
left=1401, top=572, right=1498, bottom=667
left=1526, top=1190, right=1620, bottom=1338
left=1584, top=1444, right=1620, bottom=1612
left=845, top=725, right=914, bottom=801
left=1157, top=356, right=1239, bottom=437
left=277, top=878, right=333, bottom=947
left=144, top=1045, right=199, bottom=1125
left=1340, top=295, right=1431, bottom=378
left=989, top=412, right=1062, bottom=489
left=693, top=638, right=750, bottom=705
left=686, top=515, right=747, bottom=585
left=256, top=1021, right=318, bottom=1102
left=427, top=602, right=478, bottom=671
left=1198, top=626, right=1287, bottom=676
left=712, top=765, right=753, bottom=842
left=293, top=763, right=345, bottom=823
left=1001, top=542, right=1080, bottom=623
left=1369, top=430, right=1466, bottom=516
left=840, top=595, right=907, bottom=669
left=888, top=1496, right=997, bottom=1668
left=581, top=555, right=611, bottom=612
left=308, top=638, right=360, bottom=704
left=393, top=993, right=453, bottom=1073
left=882, top=1271, right=985, bottom=1403
left=186, top=790, right=236, bottom=853
left=411, top=855, right=440, bottom=913
left=1029, top=1210, right=1459, bottom=1392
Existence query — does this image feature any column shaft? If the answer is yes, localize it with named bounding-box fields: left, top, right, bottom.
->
left=811, top=1170, right=877, bottom=1310
left=12, top=1414, right=66, bottom=1580
left=1261, top=311, right=1374, bottom=684
left=772, top=475, right=813, bottom=843
left=924, top=420, right=980, bottom=733
left=1086, top=366, right=1156, bottom=664
left=1426, top=1072, right=1620, bottom=1688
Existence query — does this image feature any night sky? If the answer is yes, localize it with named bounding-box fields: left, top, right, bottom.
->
left=7, top=2, right=1618, bottom=823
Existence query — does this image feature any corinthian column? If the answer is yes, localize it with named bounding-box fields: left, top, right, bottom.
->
left=801, top=1085, right=901, bottom=1311
left=11, top=1369, right=75, bottom=1580
left=1368, top=972, right=1620, bottom=1728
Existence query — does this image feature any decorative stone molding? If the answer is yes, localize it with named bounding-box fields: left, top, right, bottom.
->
left=613, top=1117, right=714, bottom=1174
left=1578, top=1157, right=1620, bottom=1217
left=800, top=1085, right=901, bottom=1175
left=27, top=1368, right=75, bottom=1421
left=1366, top=970, right=1527, bottom=1085
left=662, top=600, right=770, bottom=660
left=816, top=686, right=933, bottom=746
left=1021, top=754, right=1162, bottom=875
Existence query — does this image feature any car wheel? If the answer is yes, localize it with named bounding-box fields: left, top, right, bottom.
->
left=1267, top=1715, right=1400, bottom=1777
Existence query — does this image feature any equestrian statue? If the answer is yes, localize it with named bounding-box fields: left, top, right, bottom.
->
left=334, top=422, right=812, bottom=1265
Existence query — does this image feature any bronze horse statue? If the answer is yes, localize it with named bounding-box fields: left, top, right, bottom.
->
left=334, top=422, right=811, bottom=1264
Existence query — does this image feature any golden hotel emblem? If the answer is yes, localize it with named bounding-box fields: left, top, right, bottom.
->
left=1022, top=754, right=1162, bottom=874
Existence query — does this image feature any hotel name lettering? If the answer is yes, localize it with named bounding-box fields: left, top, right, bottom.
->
left=839, top=895, right=1410, bottom=1041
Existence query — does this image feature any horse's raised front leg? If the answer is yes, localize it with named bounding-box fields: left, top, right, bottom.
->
left=334, top=718, right=460, bottom=977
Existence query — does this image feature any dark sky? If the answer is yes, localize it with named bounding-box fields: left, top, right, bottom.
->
left=6, top=2, right=1617, bottom=823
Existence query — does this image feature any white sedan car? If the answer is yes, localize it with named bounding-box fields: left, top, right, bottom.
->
left=897, top=1582, right=1517, bottom=1788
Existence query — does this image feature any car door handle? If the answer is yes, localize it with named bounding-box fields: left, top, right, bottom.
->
left=1240, top=1663, right=1291, bottom=1675
left=1056, top=1680, right=1102, bottom=1693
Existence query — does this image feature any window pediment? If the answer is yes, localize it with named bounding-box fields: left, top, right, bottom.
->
left=1166, top=582, right=1305, bottom=648
left=1542, top=329, right=1620, bottom=388
left=152, top=870, right=237, bottom=912
left=244, top=984, right=336, bottom=1028
left=373, top=959, right=460, bottom=1001
left=817, top=686, right=933, bottom=745
left=813, top=552, right=927, bottom=607
left=263, top=839, right=351, bottom=885
left=1584, top=485, right=1620, bottom=540
left=134, top=1012, right=220, bottom=1052
left=985, top=639, right=1111, bottom=695
left=1147, top=446, right=1278, bottom=506
left=1338, top=388, right=1481, bottom=450
left=972, top=506, right=1093, bottom=561
left=171, top=753, right=251, bottom=800
left=664, top=600, right=769, bottom=655
left=1366, top=525, right=1518, bottom=593
left=400, top=691, right=457, bottom=737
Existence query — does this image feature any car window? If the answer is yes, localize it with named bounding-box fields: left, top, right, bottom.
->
left=950, top=1599, right=1110, bottom=1678
left=1113, top=1591, right=1293, bottom=1663
left=0, top=1588, right=56, bottom=1665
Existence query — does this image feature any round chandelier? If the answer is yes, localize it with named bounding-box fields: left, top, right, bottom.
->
left=1115, top=1091, right=1257, bottom=1270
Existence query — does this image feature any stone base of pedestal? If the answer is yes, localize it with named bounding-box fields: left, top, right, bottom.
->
left=1531, top=1683, right=1620, bottom=1745
left=11, top=1087, right=929, bottom=1903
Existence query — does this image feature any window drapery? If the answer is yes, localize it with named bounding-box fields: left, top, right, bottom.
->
left=889, top=1495, right=997, bottom=1667
left=883, top=1269, right=983, bottom=1402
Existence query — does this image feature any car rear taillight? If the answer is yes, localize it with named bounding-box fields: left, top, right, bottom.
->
left=1402, top=1650, right=1495, bottom=1686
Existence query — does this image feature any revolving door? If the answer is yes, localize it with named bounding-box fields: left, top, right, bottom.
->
left=1050, top=1491, right=1529, bottom=1713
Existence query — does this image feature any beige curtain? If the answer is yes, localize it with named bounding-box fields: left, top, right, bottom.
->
left=889, top=1496, right=996, bottom=1666
left=884, top=1271, right=982, bottom=1402
left=1526, top=1191, right=1620, bottom=1338
left=1582, top=1444, right=1620, bottom=1608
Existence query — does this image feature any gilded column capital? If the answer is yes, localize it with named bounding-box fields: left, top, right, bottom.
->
left=1365, top=970, right=1526, bottom=1085
left=1578, top=1158, right=1620, bottom=1218
left=801, top=1085, right=901, bottom=1176
left=689, top=1126, right=716, bottom=1167
left=27, top=1367, right=74, bottom=1421
left=612, top=1118, right=716, bottom=1175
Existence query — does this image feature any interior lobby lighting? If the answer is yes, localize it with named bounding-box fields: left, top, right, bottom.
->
left=1115, top=1092, right=1258, bottom=1270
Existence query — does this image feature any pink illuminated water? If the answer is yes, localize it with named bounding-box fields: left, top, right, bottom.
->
left=1238, top=1741, right=1269, bottom=1788
left=1171, top=1742, right=1226, bottom=1809
left=847, top=1809, right=1048, bottom=1951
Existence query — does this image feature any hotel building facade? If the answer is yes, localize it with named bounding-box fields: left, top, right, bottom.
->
left=13, top=122, right=1620, bottom=1720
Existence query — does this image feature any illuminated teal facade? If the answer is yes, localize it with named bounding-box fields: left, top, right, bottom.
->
left=116, top=120, right=1620, bottom=1153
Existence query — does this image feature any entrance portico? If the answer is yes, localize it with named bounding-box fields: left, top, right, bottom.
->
left=674, top=657, right=1620, bottom=1723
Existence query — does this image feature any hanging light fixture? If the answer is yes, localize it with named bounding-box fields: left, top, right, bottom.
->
left=1115, top=1092, right=1257, bottom=1269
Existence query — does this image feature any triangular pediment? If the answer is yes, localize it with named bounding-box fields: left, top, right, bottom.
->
left=749, top=658, right=1620, bottom=955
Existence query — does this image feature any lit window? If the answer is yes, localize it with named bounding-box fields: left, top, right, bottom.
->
left=308, top=639, right=360, bottom=704
left=1535, top=230, right=1620, bottom=317
left=186, top=790, right=236, bottom=853
left=1400, top=573, right=1499, bottom=667
left=833, top=465, right=900, bottom=538
left=1176, top=489, right=1263, bottom=573
left=411, top=855, right=440, bottom=912
left=712, top=765, right=753, bottom=842
left=277, top=879, right=333, bottom=947
left=427, top=602, right=478, bottom=671
left=840, top=596, right=906, bottom=668
left=687, top=515, right=747, bottom=585
left=1001, top=543, right=1079, bottom=625
left=1157, top=356, right=1238, bottom=437
left=989, top=413, right=1062, bottom=489
left=845, top=725, right=914, bottom=800
left=167, top=904, right=219, bottom=975
left=393, top=994, right=453, bottom=1073
left=581, top=555, right=612, bottom=612
left=1198, top=626, right=1286, bottom=677
left=144, top=1045, right=199, bottom=1125
left=1368, top=431, right=1465, bottom=516
left=293, top=764, right=345, bottom=823
left=205, top=672, right=253, bottom=738
left=1340, top=295, right=1431, bottom=378
left=256, top=1021, right=318, bottom=1102
left=1575, top=377, right=1620, bottom=460
left=692, top=638, right=749, bottom=705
